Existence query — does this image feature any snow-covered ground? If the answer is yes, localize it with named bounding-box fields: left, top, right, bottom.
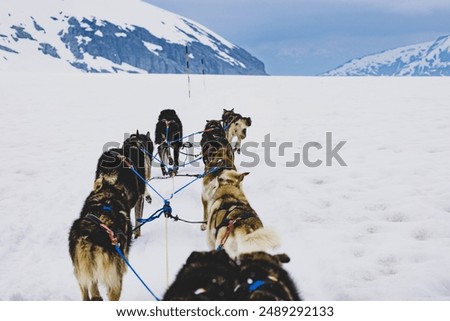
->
left=1, top=74, right=450, bottom=301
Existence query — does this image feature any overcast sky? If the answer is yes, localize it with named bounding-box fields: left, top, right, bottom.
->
left=145, top=0, right=450, bottom=75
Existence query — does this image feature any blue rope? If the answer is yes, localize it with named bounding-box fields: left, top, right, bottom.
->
left=169, top=172, right=206, bottom=199
left=140, top=145, right=201, bottom=173
left=136, top=207, right=165, bottom=225
left=114, top=245, right=160, bottom=301
left=167, top=131, right=203, bottom=145
left=129, top=166, right=166, bottom=202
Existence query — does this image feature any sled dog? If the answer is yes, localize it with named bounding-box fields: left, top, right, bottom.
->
left=69, top=181, right=132, bottom=301
left=235, top=251, right=301, bottom=301
left=163, top=250, right=238, bottom=301
left=200, top=119, right=235, bottom=172
left=222, top=108, right=252, bottom=154
left=154, top=109, right=183, bottom=176
left=204, top=169, right=280, bottom=259
left=94, top=130, right=153, bottom=238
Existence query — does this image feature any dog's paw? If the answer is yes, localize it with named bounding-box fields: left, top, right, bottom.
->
left=200, top=223, right=207, bottom=231
left=237, top=148, right=241, bottom=154
left=145, top=194, right=152, bottom=204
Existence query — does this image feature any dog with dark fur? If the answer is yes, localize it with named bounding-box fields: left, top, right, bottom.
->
left=200, top=120, right=236, bottom=231
left=235, top=251, right=301, bottom=301
left=163, top=250, right=238, bottom=301
left=69, top=181, right=132, bottom=301
left=200, top=120, right=235, bottom=172
left=154, top=109, right=183, bottom=176
left=222, top=108, right=252, bottom=154
left=94, top=130, right=153, bottom=238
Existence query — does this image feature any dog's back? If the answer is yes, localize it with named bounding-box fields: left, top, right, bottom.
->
left=201, top=120, right=235, bottom=172
left=206, top=170, right=280, bottom=259
left=69, top=182, right=132, bottom=301
left=95, top=131, right=153, bottom=238
left=163, top=250, right=238, bottom=301
left=155, top=109, right=183, bottom=146
left=235, top=252, right=301, bottom=301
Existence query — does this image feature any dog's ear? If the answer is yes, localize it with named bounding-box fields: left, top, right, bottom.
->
left=274, top=253, right=291, bottom=264
left=146, top=131, right=151, bottom=138
left=136, top=130, right=140, bottom=135
left=186, top=251, right=205, bottom=264
left=238, top=172, right=250, bottom=182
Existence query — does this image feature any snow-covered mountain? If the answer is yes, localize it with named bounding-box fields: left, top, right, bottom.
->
left=0, top=0, right=266, bottom=75
left=323, top=35, right=450, bottom=76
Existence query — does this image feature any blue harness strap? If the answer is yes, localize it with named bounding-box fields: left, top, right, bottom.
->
left=249, top=280, right=266, bottom=292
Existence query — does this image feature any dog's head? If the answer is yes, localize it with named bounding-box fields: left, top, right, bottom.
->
left=243, top=117, right=252, bottom=127
left=217, top=169, right=250, bottom=187
left=158, top=109, right=179, bottom=121
left=235, top=251, right=300, bottom=300
left=163, top=250, right=238, bottom=301
left=125, top=130, right=153, bottom=151
left=222, top=108, right=235, bottom=122
left=204, top=119, right=224, bottom=133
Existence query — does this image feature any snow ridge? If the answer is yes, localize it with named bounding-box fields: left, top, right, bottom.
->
left=323, top=35, right=450, bottom=76
left=0, top=0, right=266, bottom=74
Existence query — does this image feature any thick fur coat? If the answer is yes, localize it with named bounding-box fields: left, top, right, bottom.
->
left=154, top=109, right=183, bottom=176
left=203, top=170, right=280, bottom=259
left=222, top=108, right=252, bottom=154
left=163, top=250, right=238, bottom=301
left=69, top=182, right=132, bottom=301
left=235, top=251, right=301, bottom=301
left=94, top=131, right=153, bottom=238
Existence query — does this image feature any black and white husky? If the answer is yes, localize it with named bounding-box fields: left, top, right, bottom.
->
left=94, top=130, right=153, bottom=238
left=222, top=108, right=252, bottom=154
left=69, top=181, right=132, bottom=301
left=154, top=109, right=183, bottom=176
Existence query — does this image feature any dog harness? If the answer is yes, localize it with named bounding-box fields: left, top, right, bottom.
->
left=84, top=207, right=126, bottom=247
left=215, top=203, right=256, bottom=250
left=234, top=275, right=292, bottom=299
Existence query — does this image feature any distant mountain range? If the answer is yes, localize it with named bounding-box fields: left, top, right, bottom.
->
left=323, top=35, right=450, bottom=76
left=0, top=0, right=266, bottom=75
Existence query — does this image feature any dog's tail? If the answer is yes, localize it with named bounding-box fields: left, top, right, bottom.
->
left=237, top=228, right=280, bottom=255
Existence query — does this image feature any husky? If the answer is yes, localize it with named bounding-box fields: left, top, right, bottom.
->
left=94, top=130, right=153, bottom=238
left=69, top=181, right=133, bottom=301
left=204, top=169, right=280, bottom=259
left=200, top=120, right=236, bottom=231
left=154, top=109, right=183, bottom=176
left=163, top=250, right=238, bottom=301
left=222, top=108, right=252, bottom=154
left=200, top=120, right=235, bottom=172
left=235, top=252, right=301, bottom=301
